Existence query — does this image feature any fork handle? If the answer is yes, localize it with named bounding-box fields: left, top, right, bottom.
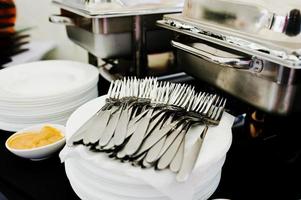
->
left=176, top=126, right=208, bottom=182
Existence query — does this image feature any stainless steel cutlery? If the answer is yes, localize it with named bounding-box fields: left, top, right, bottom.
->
left=69, top=77, right=227, bottom=181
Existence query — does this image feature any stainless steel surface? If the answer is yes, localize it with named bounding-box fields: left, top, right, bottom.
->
left=98, top=106, right=121, bottom=146
left=157, top=125, right=184, bottom=170
left=173, top=40, right=301, bottom=114
left=177, top=96, right=226, bottom=182
left=182, top=0, right=301, bottom=37
left=157, top=15, right=301, bottom=67
left=113, top=106, right=130, bottom=146
left=50, top=13, right=174, bottom=60
left=52, top=0, right=184, bottom=18
left=49, top=15, right=75, bottom=26
left=137, top=115, right=175, bottom=154
left=145, top=133, right=166, bottom=163
left=97, top=62, right=121, bottom=82
left=51, top=0, right=182, bottom=77
left=50, top=13, right=131, bottom=58
left=172, top=41, right=253, bottom=70
left=83, top=111, right=107, bottom=144
left=123, top=108, right=154, bottom=156
left=170, top=139, right=184, bottom=172
left=176, top=126, right=206, bottom=182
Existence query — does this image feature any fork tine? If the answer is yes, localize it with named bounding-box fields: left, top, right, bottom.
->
left=173, top=84, right=184, bottom=105
left=107, top=81, right=114, bottom=98
left=184, top=90, right=195, bottom=110
left=209, top=97, right=223, bottom=119
left=207, top=96, right=219, bottom=117
left=202, top=94, right=216, bottom=115
left=214, top=98, right=227, bottom=121
left=191, top=92, right=203, bottom=111
left=110, top=80, right=118, bottom=98
left=198, top=94, right=212, bottom=114
left=113, top=80, right=121, bottom=99
left=178, top=86, right=192, bottom=107
left=195, top=93, right=210, bottom=113
left=170, top=84, right=182, bottom=104
left=195, top=92, right=208, bottom=111
left=182, top=87, right=194, bottom=108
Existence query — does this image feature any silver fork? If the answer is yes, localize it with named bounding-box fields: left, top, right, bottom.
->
left=153, top=91, right=214, bottom=170
left=116, top=78, right=160, bottom=157
left=67, top=80, right=123, bottom=145
left=176, top=97, right=227, bottom=182
left=131, top=84, right=194, bottom=158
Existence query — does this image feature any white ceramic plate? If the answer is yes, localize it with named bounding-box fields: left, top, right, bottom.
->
left=65, top=158, right=222, bottom=200
left=65, top=155, right=225, bottom=199
left=0, top=86, right=98, bottom=119
left=0, top=79, right=98, bottom=107
left=0, top=60, right=99, bottom=101
left=0, top=86, right=98, bottom=132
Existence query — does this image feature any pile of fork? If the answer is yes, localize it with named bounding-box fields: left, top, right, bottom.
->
left=69, top=77, right=226, bottom=182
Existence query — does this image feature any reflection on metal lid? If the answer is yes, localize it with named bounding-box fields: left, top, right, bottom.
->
left=182, top=0, right=301, bottom=37
left=52, top=0, right=184, bottom=17
left=158, top=17, right=301, bottom=68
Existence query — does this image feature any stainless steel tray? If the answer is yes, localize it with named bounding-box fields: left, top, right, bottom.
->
left=157, top=14, right=301, bottom=68
left=181, top=0, right=301, bottom=38
left=172, top=40, right=301, bottom=115
left=157, top=14, right=301, bottom=114
left=50, top=12, right=174, bottom=58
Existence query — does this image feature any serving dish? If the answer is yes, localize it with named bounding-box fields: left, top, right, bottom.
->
left=5, top=124, right=66, bottom=161
left=157, top=0, right=301, bottom=115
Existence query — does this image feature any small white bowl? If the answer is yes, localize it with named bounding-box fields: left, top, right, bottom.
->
left=5, top=124, right=66, bottom=161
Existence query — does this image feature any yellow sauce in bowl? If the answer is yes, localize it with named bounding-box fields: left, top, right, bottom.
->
left=7, top=126, right=64, bottom=150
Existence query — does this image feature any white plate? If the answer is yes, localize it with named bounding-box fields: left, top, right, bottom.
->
left=0, top=86, right=98, bottom=118
left=0, top=88, right=98, bottom=132
left=0, top=60, right=99, bottom=100
left=0, top=79, right=98, bottom=106
left=0, top=118, right=67, bottom=132
left=65, top=158, right=222, bottom=200
left=65, top=155, right=225, bottom=198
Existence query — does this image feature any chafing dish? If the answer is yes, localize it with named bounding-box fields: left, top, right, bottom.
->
left=50, top=0, right=184, bottom=77
left=157, top=0, right=301, bottom=115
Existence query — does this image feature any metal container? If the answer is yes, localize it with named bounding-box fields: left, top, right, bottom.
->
left=157, top=1, right=301, bottom=115
left=50, top=0, right=184, bottom=59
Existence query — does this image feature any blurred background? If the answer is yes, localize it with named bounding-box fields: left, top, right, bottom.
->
left=14, top=0, right=88, bottom=63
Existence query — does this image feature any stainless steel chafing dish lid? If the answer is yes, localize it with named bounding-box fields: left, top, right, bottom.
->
left=52, top=0, right=184, bottom=18
left=157, top=0, right=301, bottom=69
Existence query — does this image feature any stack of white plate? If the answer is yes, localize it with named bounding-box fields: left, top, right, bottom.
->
left=62, top=96, right=235, bottom=200
left=0, top=60, right=99, bottom=132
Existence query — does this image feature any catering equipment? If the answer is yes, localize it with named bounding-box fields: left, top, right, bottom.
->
left=50, top=0, right=184, bottom=78
left=155, top=1, right=301, bottom=198
left=157, top=0, right=301, bottom=115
